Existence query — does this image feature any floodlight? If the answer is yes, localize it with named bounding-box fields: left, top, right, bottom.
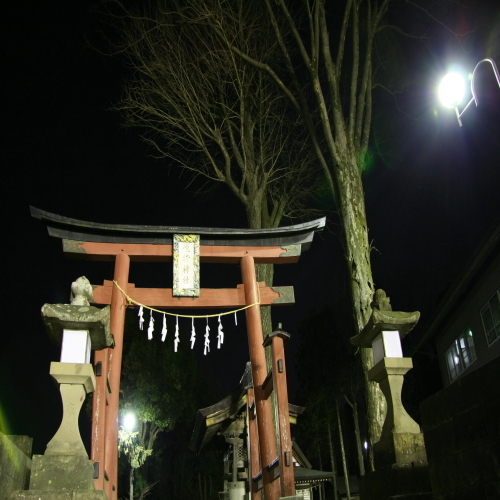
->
left=124, top=412, right=136, bottom=431
left=438, top=72, right=465, bottom=109
left=439, top=59, right=500, bottom=126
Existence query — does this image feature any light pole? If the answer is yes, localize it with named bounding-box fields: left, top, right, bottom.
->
left=438, top=58, right=500, bottom=126
left=119, top=412, right=139, bottom=500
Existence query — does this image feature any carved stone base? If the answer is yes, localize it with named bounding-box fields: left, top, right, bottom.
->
left=374, top=432, right=427, bottom=470
left=29, top=455, right=95, bottom=491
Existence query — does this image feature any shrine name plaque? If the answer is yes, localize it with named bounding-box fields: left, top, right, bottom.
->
left=173, top=234, right=200, bottom=297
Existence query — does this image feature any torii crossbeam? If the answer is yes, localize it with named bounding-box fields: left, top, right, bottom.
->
left=32, top=207, right=325, bottom=500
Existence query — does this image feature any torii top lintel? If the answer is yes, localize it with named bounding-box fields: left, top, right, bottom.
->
left=31, top=207, right=325, bottom=264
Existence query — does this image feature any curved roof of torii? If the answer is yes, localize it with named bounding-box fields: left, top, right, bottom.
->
left=30, top=207, right=325, bottom=250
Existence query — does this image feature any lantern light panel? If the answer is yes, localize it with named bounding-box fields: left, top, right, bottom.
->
left=61, top=329, right=91, bottom=364
left=372, top=330, right=403, bottom=365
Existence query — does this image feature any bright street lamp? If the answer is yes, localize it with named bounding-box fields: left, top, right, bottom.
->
left=439, top=58, right=500, bottom=127
left=123, top=412, right=136, bottom=432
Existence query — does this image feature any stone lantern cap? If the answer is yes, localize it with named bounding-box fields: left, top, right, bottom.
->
left=41, top=276, right=113, bottom=350
left=350, top=290, right=420, bottom=348
left=42, top=303, right=113, bottom=350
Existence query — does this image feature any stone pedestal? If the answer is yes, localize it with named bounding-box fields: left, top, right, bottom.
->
left=45, top=363, right=95, bottom=456
left=368, top=357, right=427, bottom=469
left=29, top=455, right=95, bottom=490
left=8, top=362, right=107, bottom=500
left=359, top=357, right=431, bottom=499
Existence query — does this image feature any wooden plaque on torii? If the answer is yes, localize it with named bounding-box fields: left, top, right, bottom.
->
left=31, top=207, right=325, bottom=500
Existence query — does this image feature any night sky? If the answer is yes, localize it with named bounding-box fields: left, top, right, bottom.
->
left=1, top=0, right=499, bottom=457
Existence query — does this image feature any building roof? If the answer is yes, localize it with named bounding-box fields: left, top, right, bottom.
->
left=190, top=363, right=305, bottom=454
left=415, top=220, right=500, bottom=352
left=293, top=466, right=335, bottom=484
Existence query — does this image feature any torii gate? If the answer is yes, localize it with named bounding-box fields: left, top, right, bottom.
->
left=31, top=207, right=325, bottom=500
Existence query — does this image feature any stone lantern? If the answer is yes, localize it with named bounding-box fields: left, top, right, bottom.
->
left=27, top=277, right=112, bottom=494
left=221, top=414, right=247, bottom=500
left=350, top=290, right=426, bottom=470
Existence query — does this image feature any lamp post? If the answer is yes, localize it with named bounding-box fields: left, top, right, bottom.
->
left=439, top=58, right=500, bottom=126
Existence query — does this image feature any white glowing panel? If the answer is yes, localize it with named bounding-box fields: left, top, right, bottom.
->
left=61, top=329, right=91, bottom=364
left=372, top=330, right=403, bottom=365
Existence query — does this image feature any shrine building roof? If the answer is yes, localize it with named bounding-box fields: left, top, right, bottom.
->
left=190, top=362, right=304, bottom=454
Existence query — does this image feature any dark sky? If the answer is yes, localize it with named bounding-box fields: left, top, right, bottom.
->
left=1, top=0, right=499, bottom=455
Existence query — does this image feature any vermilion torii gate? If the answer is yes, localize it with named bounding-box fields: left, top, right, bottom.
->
left=32, top=207, right=325, bottom=500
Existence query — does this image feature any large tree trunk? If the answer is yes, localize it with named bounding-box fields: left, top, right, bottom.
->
left=335, top=153, right=385, bottom=470
left=255, top=262, right=274, bottom=359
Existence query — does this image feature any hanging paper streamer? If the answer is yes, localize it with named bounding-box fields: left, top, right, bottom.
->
left=138, top=306, right=144, bottom=330
left=234, top=311, right=237, bottom=326
left=174, top=316, right=180, bottom=352
left=147, top=310, right=154, bottom=340
left=190, top=317, right=196, bottom=349
left=161, top=314, right=167, bottom=342
left=217, top=315, right=224, bottom=349
left=204, top=318, right=210, bottom=355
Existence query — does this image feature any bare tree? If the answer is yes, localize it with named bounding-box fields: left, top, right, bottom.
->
left=103, top=0, right=320, bottom=339
left=199, top=0, right=471, bottom=471
left=195, top=0, right=414, bottom=467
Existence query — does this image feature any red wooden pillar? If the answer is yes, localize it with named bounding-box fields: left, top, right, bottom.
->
left=267, top=332, right=295, bottom=497
left=104, top=253, right=130, bottom=500
left=92, top=348, right=109, bottom=491
left=241, top=255, right=281, bottom=500
left=247, top=388, right=262, bottom=500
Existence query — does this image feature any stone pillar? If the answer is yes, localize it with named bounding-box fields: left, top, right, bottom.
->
left=368, top=358, right=426, bottom=469
left=45, top=362, right=96, bottom=457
